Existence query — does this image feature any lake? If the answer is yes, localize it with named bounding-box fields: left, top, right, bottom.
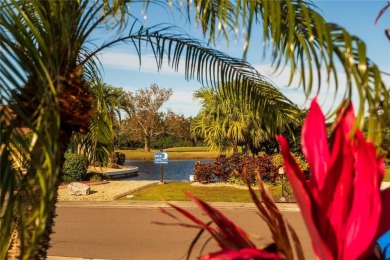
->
left=124, top=159, right=213, bottom=181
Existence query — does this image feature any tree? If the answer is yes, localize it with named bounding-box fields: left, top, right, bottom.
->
left=363, top=106, right=390, bottom=161
left=126, top=84, right=172, bottom=152
left=1, top=1, right=388, bottom=258
left=254, top=109, right=308, bottom=156
left=192, top=85, right=301, bottom=154
left=71, top=81, right=129, bottom=164
left=165, top=110, right=194, bottom=145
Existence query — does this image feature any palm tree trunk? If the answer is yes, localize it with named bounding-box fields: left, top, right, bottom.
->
left=7, top=127, right=73, bottom=259
left=35, top=126, right=73, bottom=258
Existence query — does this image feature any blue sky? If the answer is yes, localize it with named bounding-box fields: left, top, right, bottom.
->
left=99, top=1, right=390, bottom=117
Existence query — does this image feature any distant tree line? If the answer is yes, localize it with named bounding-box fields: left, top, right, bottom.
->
left=111, top=82, right=308, bottom=155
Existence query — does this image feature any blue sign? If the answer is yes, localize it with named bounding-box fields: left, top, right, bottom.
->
left=154, top=152, right=168, bottom=164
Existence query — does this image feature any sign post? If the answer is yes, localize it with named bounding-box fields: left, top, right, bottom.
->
left=154, top=151, right=168, bottom=183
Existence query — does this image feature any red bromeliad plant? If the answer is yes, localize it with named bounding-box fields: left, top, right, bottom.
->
left=277, top=98, right=390, bottom=259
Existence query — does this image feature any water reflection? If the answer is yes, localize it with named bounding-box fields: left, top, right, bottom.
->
left=124, top=159, right=213, bottom=181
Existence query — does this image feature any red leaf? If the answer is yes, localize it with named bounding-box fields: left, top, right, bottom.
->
left=276, top=135, right=332, bottom=259
left=185, top=192, right=256, bottom=249
left=201, top=248, right=284, bottom=260
left=301, top=97, right=329, bottom=193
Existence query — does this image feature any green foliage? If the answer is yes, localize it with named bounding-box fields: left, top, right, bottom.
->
left=194, top=153, right=279, bottom=184
left=62, top=152, right=89, bottom=183
left=272, top=153, right=309, bottom=171
left=362, top=112, right=390, bottom=161
left=164, top=146, right=210, bottom=152
left=89, top=174, right=103, bottom=181
left=152, top=134, right=194, bottom=149
left=84, top=171, right=108, bottom=181
left=114, top=152, right=126, bottom=165
left=192, top=85, right=301, bottom=154
left=227, top=176, right=246, bottom=186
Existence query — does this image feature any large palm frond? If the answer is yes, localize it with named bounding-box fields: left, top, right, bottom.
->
left=1, top=2, right=62, bottom=258
left=179, top=0, right=389, bottom=139
left=94, top=24, right=293, bottom=118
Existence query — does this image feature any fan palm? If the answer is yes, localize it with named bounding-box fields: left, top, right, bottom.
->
left=1, top=0, right=388, bottom=259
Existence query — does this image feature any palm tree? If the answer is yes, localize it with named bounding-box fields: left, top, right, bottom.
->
left=71, top=80, right=129, bottom=164
left=1, top=0, right=388, bottom=258
left=192, top=84, right=301, bottom=154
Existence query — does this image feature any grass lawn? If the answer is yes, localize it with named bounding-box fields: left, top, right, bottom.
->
left=116, top=147, right=226, bottom=160
left=116, top=147, right=390, bottom=202
left=384, top=167, right=390, bottom=182
left=119, top=182, right=282, bottom=202
left=118, top=168, right=390, bottom=202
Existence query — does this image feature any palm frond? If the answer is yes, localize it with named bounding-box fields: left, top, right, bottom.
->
left=184, top=0, right=388, bottom=140
left=96, top=24, right=291, bottom=116
left=1, top=1, right=61, bottom=258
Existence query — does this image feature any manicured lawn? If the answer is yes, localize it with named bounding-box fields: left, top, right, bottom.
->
left=384, top=167, right=390, bottom=182
left=116, top=147, right=226, bottom=160
left=119, top=182, right=281, bottom=202
left=118, top=168, right=390, bottom=202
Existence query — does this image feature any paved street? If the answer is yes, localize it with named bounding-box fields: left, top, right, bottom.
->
left=48, top=201, right=315, bottom=260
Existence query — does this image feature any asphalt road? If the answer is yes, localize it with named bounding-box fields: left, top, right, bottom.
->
left=48, top=202, right=315, bottom=260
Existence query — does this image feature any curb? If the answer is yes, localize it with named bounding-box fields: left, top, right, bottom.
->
left=48, top=257, right=108, bottom=260
left=56, top=200, right=300, bottom=212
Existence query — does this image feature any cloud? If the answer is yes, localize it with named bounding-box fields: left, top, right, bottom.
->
left=100, top=50, right=389, bottom=118
left=252, top=63, right=390, bottom=115
left=162, top=91, right=201, bottom=117
left=98, top=51, right=186, bottom=75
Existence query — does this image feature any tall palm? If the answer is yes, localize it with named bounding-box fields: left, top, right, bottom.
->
left=192, top=84, right=301, bottom=153
left=1, top=0, right=388, bottom=259
left=71, top=81, right=129, bottom=164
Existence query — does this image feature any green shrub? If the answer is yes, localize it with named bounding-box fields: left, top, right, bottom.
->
left=227, top=176, right=246, bottom=186
left=90, top=173, right=103, bottom=181
left=85, top=171, right=107, bottom=181
left=272, top=153, right=309, bottom=171
left=114, top=152, right=126, bottom=165
left=272, top=153, right=310, bottom=179
left=84, top=171, right=108, bottom=181
left=152, top=134, right=194, bottom=149
left=62, top=152, right=88, bottom=183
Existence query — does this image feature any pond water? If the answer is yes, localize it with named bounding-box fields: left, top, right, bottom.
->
left=124, top=159, right=213, bottom=181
